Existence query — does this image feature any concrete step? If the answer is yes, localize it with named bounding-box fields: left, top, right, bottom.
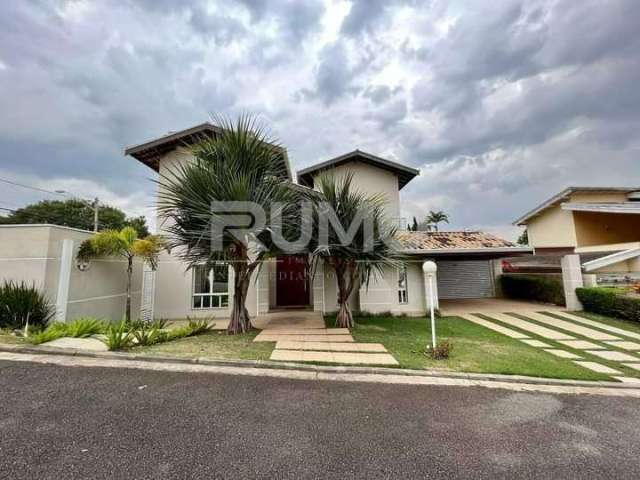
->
left=254, top=333, right=354, bottom=343
left=270, top=349, right=398, bottom=366
left=276, top=341, right=387, bottom=352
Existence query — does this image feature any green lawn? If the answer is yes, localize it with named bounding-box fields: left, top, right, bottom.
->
left=0, top=330, right=26, bottom=345
left=338, top=314, right=610, bottom=381
left=132, top=329, right=273, bottom=361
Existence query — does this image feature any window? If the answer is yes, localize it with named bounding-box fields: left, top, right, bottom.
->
left=398, top=265, right=408, bottom=304
left=192, top=264, right=229, bottom=309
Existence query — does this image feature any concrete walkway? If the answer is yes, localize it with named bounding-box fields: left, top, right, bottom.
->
left=255, top=311, right=399, bottom=366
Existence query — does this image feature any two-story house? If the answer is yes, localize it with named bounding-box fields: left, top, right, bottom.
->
left=126, top=122, right=529, bottom=320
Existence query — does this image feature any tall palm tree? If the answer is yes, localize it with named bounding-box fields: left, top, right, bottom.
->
left=426, top=210, right=449, bottom=232
left=310, top=173, right=398, bottom=328
left=77, top=227, right=163, bottom=322
left=157, top=115, right=303, bottom=334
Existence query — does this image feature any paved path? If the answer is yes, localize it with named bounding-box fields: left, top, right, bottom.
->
left=553, top=311, right=640, bottom=341
left=1, top=360, right=640, bottom=479
left=255, top=312, right=398, bottom=366
left=483, top=312, right=575, bottom=340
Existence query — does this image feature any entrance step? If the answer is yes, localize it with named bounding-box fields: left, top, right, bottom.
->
left=276, top=341, right=387, bottom=352
left=270, top=349, right=398, bottom=366
left=262, top=328, right=349, bottom=335
left=254, top=333, right=354, bottom=343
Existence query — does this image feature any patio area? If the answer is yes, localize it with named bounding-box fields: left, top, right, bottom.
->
left=439, top=298, right=565, bottom=316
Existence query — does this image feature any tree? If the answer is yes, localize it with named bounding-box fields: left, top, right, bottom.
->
left=77, top=227, right=163, bottom=322
left=0, top=199, right=149, bottom=237
left=310, top=173, right=398, bottom=329
left=157, top=115, right=303, bottom=334
left=426, top=210, right=449, bottom=232
left=411, top=216, right=419, bottom=232
left=517, top=229, right=529, bottom=246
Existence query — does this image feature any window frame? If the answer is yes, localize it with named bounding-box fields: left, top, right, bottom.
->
left=192, top=264, right=230, bottom=310
left=397, top=265, right=409, bottom=305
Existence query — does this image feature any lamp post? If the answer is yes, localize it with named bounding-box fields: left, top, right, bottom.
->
left=422, top=261, right=437, bottom=350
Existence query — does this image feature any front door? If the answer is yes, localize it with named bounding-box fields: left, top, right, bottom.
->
left=276, top=255, right=310, bottom=307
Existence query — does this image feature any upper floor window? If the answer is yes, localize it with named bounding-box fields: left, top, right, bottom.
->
left=192, top=264, right=229, bottom=309
left=398, top=265, right=408, bottom=304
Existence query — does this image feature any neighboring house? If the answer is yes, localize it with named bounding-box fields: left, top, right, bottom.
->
left=126, top=122, right=529, bottom=320
left=515, top=187, right=640, bottom=274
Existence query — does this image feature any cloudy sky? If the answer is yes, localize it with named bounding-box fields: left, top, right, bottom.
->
left=1, top=0, right=639, bottom=239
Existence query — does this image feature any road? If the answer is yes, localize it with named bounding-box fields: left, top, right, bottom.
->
left=1, top=360, right=639, bottom=479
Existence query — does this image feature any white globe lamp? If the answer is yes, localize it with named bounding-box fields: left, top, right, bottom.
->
left=422, top=261, right=438, bottom=350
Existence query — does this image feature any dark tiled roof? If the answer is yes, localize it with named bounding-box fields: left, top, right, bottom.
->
left=395, top=231, right=518, bottom=251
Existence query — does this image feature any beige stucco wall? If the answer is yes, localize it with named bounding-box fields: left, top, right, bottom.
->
left=527, top=207, right=577, bottom=250
left=358, top=262, right=426, bottom=316
left=573, top=211, right=640, bottom=247
left=0, top=225, right=142, bottom=322
left=592, top=256, right=640, bottom=274
left=310, top=160, right=401, bottom=223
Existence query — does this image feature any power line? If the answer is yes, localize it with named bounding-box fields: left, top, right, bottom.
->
left=0, top=176, right=68, bottom=197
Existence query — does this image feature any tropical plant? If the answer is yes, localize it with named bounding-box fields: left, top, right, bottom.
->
left=104, top=320, right=135, bottom=350
left=425, top=210, right=449, bottom=232
left=65, top=317, right=106, bottom=337
left=517, top=229, right=529, bottom=246
left=0, top=281, right=55, bottom=330
left=186, top=317, right=211, bottom=335
left=157, top=115, right=304, bottom=334
left=310, top=173, right=398, bottom=328
left=410, top=216, right=419, bottom=232
left=132, top=323, right=165, bottom=346
left=77, top=227, right=163, bottom=322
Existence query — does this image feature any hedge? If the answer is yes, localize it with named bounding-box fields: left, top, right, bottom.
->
left=576, top=287, right=640, bottom=322
left=499, top=274, right=565, bottom=306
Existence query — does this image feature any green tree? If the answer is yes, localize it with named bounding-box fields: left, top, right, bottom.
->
left=517, top=229, right=529, bottom=246
left=157, top=115, right=303, bottom=334
left=310, top=173, right=398, bottom=328
left=77, top=227, right=163, bottom=322
left=411, top=216, right=418, bottom=232
left=0, top=199, right=149, bottom=237
left=426, top=210, right=449, bottom=232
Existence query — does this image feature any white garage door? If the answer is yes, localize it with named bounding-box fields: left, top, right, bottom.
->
left=437, top=260, right=495, bottom=299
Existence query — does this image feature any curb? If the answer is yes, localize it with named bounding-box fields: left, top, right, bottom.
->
left=1, top=343, right=638, bottom=390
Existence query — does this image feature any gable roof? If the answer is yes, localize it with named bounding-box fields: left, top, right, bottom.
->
left=395, top=230, right=530, bottom=254
left=514, top=186, right=640, bottom=226
left=125, top=122, right=292, bottom=179
left=296, top=150, right=419, bottom=190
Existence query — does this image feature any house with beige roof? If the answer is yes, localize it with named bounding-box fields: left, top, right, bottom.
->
left=515, top=187, right=640, bottom=275
left=126, top=123, right=530, bottom=320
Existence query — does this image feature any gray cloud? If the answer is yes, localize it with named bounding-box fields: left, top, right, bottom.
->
left=1, top=0, right=639, bottom=239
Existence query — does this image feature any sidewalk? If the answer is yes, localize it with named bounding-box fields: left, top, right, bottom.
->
left=2, top=344, right=640, bottom=398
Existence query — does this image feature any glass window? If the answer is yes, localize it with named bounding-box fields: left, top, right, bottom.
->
left=192, top=264, right=229, bottom=309
left=398, top=266, right=408, bottom=304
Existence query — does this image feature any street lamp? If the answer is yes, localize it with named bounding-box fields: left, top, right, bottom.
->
left=422, top=261, right=437, bottom=350
left=55, top=190, right=99, bottom=232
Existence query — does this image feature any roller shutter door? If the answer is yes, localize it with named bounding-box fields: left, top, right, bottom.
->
left=437, top=260, right=494, bottom=299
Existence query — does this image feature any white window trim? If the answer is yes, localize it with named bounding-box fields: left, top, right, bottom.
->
left=397, top=265, right=408, bottom=305
left=192, top=264, right=230, bottom=310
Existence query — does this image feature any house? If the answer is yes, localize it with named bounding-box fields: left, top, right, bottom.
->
left=515, top=187, right=640, bottom=275
left=126, top=122, right=530, bottom=320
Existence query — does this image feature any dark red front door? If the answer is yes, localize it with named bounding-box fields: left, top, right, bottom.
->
left=276, top=256, right=310, bottom=307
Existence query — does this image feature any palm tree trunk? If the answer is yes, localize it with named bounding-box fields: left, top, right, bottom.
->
left=334, top=262, right=355, bottom=329
left=228, top=262, right=253, bottom=334
left=125, top=256, right=133, bottom=323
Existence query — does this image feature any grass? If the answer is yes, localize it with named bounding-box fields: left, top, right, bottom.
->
left=0, top=329, right=26, bottom=345
left=339, top=314, right=610, bottom=381
left=569, top=311, right=640, bottom=335
left=132, top=329, right=273, bottom=361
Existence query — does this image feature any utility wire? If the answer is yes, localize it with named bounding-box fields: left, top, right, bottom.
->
left=0, top=176, right=68, bottom=197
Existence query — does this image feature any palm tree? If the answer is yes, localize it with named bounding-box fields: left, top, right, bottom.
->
left=310, top=173, right=398, bottom=329
left=426, top=210, right=449, bottom=232
left=77, top=227, right=163, bottom=322
left=157, top=115, right=303, bottom=334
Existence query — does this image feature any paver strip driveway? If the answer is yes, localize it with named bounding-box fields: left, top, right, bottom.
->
left=520, top=311, right=619, bottom=341
left=458, top=314, right=530, bottom=339
left=484, top=312, right=575, bottom=340
left=552, top=311, right=640, bottom=341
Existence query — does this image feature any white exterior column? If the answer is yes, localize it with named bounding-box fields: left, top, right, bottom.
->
left=561, top=254, right=583, bottom=311
left=54, top=239, right=74, bottom=323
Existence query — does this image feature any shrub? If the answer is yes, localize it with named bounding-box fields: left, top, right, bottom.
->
left=29, top=323, right=68, bottom=345
left=427, top=340, right=453, bottom=360
left=0, top=281, right=55, bottom=330
left=65, top=318, right=106, bottom=338
left=500, top=275, right=565, bottom=306
left=104, top=321, right=134, bottom=351
left=576, top=287, right=640, bottom=322
left=186, top=317, right=211, bottom=336
left=132, top=323, right=165, bottom=346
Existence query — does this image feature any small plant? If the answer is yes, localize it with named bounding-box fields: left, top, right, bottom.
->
left=427, top=340, right=453, bottom=360
left=0, top=281, right=55, bottom=330
left=65, top=318, right=106, bottom=338
left=132, top=323, right=165, bottom=346
left=29, top=323, right=68, bottom=345
left=104, top=321, right=134, bottom=351
left=150, top=318, right=168, bottom=330
left=186, top=317, right=211, bottom=336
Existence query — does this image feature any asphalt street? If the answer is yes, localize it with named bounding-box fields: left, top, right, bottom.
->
left=1, top=360, right=639, bottom=479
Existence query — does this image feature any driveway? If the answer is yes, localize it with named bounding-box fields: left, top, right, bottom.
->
left=1, top=360, right=640, bottom=479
